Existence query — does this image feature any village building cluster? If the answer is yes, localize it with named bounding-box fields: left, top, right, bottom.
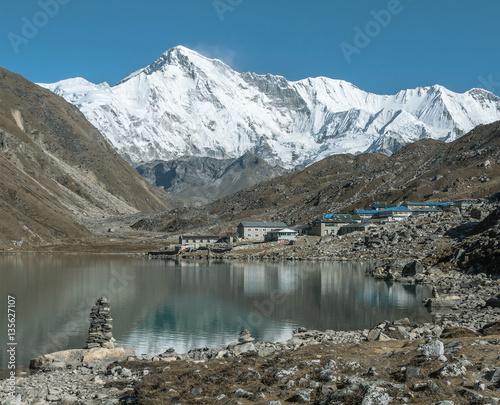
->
left=176, top=197, right=497, bottom=250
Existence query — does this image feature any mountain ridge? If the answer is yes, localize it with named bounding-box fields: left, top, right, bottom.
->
left=132, top=120, right=500, bottom=234
left=135, top=152, right=288, bottom=204
left=40, top=46, right=500, bottom=168
left=0, top=66, right=171, bottom=249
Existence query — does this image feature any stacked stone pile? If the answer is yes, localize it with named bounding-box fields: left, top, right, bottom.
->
left=86, top=297, right=114, bottom=349
left=231, top=329, right=256, bottom=355
left=238, top=329, right=254, bottom=344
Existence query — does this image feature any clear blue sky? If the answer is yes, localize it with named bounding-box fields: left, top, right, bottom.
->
left=1, top=0, right=499, bottom=96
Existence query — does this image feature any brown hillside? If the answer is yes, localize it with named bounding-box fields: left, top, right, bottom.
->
left=210, top=122, right=500, bottom=225
left=0, top=67, right=171, bottom=249
left=137, top=121, right=500, bottom=233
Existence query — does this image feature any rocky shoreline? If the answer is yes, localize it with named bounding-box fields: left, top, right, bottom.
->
left=1, top=318, right=499, bottom=404
left=1, top=205, right=499, bottom=404
left=2, top=261, right=498, bottom=405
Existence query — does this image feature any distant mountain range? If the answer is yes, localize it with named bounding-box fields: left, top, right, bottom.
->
left=134, top=121, right=500, bottom=235
left=41, top=46, right=500, bottom=170
left=135, top=152, right=287, bottom=205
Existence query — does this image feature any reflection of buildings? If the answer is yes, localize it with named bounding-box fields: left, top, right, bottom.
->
left=243, top=266, right=267, bottom=293
left=278, top=267, right=298, bottom=292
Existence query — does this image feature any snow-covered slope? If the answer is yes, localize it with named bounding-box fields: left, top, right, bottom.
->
left=40, top=46, right=500, bottom=167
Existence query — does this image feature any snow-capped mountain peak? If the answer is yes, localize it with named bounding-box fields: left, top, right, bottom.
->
left=40, top=46, right=500, bottom=167
left=118, top=45, right=231, bottom=85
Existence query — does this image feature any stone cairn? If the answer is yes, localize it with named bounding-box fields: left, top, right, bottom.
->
left=231, top=329, right=256, bottom=355
left=238, top=329, right=254, bottom=344
left=85, top=297, right=114, bottom=349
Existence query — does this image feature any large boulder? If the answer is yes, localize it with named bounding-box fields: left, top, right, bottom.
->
left=424, top=296, right=461, bottom=308
left=485, top=367, right=500, bottom=385
left=82, top=347, right=135, bottom=365
left=402, top=261, right=424, bottom=277
left=232, top=342, right=256, bottom=355
left=361, top=386, right=392, bottom=405
left=30, top=349, right=86, bottom=369
left=485, top=294, right=500, bottom=308
left=479, top=321, right=500, bottom=336
left=422, top=340, right=444, bottom=357
left=437, top=363, right=466, bottom=378
left=30, top=347, right=135, bottom=370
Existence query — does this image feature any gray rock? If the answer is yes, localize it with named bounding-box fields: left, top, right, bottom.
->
left=422, top=340, right=444, bottom=357
left=232, top=342, right=255, bottom=355
left=425, top=296, right=461, bottom=308
left=366, top=328, right=381, bottom=342
left=30, top=347, right=135, bottom=370
left=288, top=388, right=313, bottom=402
left=136, top=153, right=287, bottom=204
left=30, top=349, right=84, bottom=369
left=234, top=388, right=253, bottom=398
left=438, top=363, right=466, bottom=377
left=405, top=367, right=420, bottom=378
left=485, top=367, right=500, bottom=384
left=245, top=368, right=262, bottom=380
left=393, top=317, right=411, bottom=326
left=444, top=341, right=462, bottom=354
left=189, top=387, right=203, bottom=395
left=377, top=332, right=392, bottom=341
left=402, top=261, right=424, bottom=277
left=59, top=395, right=79, bottom=404
left=470, top=208, right=483, bottom=220
left=86, top=297, right=114, bottom=349
left=361, top=386, right=392, bottom=405
left=47, top=362, right=66, bottom=372
left=121, top=368, right=132, bottom=378
left=485, top=295, right=500, bottom=308
left=3, top=397, right=22, bottom=405
left=473, top=380, right=485, bottom=391
left=256, top=344, right=276, bottom=357
left=427, top=380, right=443, bottom=393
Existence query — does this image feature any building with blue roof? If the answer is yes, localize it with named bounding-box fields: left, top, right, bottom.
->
left=373, top=206, right=412, bottom=221
left=354, top=209, right=378, bottom=220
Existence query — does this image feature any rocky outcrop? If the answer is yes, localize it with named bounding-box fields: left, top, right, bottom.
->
left=451, top=206, right=500, bottom=274
left=136, top=152, right=287, bottom=204
left=30, top=346, right=135, bottom=370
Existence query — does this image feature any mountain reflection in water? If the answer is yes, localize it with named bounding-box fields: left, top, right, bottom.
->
left=0, top=256, right=432, bottom=372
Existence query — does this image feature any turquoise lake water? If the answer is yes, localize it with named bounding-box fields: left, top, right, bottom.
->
left=0, top=255, right=433, bottom=374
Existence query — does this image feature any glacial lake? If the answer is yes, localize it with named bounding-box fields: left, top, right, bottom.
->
left=0, top=255, right=433, bottom=375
